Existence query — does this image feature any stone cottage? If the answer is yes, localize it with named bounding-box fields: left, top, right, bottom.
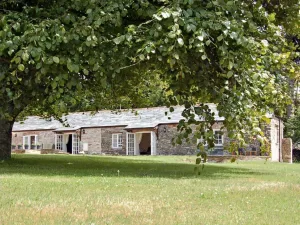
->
left=11, top=105, right=284, bottom=161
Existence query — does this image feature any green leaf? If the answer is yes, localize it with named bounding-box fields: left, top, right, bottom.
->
left=187, top=24, right=196, bottom=32
left=53, top=56, right=60, bottom=64
left=36, top=63, right=42, bottom=70
left=145, top=46, right=151, bottom=53
left=13, top=57, right=21, bottom=64
left=67, top=62, right=73, bottom=72
left=21, top=52, right=29, bottom=62
left=227, top=71, right=233, bottom=78
left=201, top=55, right=207, bottom=60
left=177, top=38, right=184, bottom=46
left=174, top=53, right=179, bottom=60
left=139, top=54, right=145, bottom=61
left=228, top=61, right=234, bottom=70
left=83, top=69, right=89, bottom=75
left=12, top=22, right=20, bottom=31
left=168, top=32, right=176, bottom=39
left=113, top=36, right=125, bottom=45
left=125, top=34, right=132, bottom=42
left=268, top=13, right=276, bottom=22
left=161, top=12, right=170, bottom=18
left=100, top=77, right=107, bottom=88
left=18, top=64, right=25, bottom=71
left=51, top=81, right=57, bottom=89
left=217, top=35, right=223, bottom=41
left=73, top=64, right=80, bottom=73
left=197, top=35, right=204, bottom=41
left=153, top=14, right=162, bottom=21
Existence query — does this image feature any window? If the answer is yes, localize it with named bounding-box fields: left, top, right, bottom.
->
left=197, top=130, right=223, bottom=146
left=214, top=130, right=223, bottom=146
left=72, top=134, right=79, bottom=154
left=23, top=135, right=38, bottom=149
left=55, top=134, right=63, bottom=150
left=112, top=133, right=122, bottom=148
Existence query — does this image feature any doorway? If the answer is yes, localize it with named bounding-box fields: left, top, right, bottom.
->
left=127, top=131, right=157, bottom=155
left=139, top=133, right=151, bottom=155
left=66, top=134, right=72, bottom=154
left=55, top=133, right=79, bottom=154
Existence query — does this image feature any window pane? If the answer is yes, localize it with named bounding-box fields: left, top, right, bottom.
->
left=30, top=136, right=35, bottom=145
left=112, top=134, right=122, bottom=148
left=56, top=134, right=63, bottom=150
left=118, top=134, right=122, bottom=147
left=214, top=131, right=223, bottom=145
left=112, top=134, right=117, bottom=148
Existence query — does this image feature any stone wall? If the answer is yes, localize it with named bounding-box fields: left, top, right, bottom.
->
left=282, top=138, right=292, bottom=163
left=156, top=122, right=266, bottom=156
left=156, top=122, right=233, bottom=155
left=81, top=126, right=126, bottom=155
left=207, top=155, right=269, bottom=163
left=156, top=124, right=196, bottom=155
left=11, top=118, right=281, bottom=157
left=267, top=118, right=283, bottom=162
left=12, top=130, right=55, bottom=149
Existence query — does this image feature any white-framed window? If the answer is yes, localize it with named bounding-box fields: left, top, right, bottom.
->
left=23, top=135, right=38, bottom=149
left=72, top=134, right=79, bottom=154
left=112, top=133, right=123, bottom=148
left=214, top=130, right=223, bottom=146
left=55, top=134, right=63, bottom=151
left=197, top=130, right=223, bottom=146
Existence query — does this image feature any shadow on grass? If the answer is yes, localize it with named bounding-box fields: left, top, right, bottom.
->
left=0, top=154, right=270, bottom=179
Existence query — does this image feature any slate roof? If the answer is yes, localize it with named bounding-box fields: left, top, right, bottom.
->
left=12, top=104, right=224, bottom=131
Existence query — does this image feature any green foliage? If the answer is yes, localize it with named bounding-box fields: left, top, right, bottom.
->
left=285, top=110, right=300, bottom=144
left=223, top=140, right=240, bottom=163
left=260, top=139, right=271, bottom=163
left=0, top=0, right=298, bottom=160
left=194, top=150, right=207, bottom=175
left=224, top=140, right=240, bottom=155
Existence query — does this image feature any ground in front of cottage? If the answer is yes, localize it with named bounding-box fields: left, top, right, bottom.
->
left=0, top=155, right=299, bottom=224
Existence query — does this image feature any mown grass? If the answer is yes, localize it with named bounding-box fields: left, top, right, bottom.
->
left=0, top=155, right=299, bottom=225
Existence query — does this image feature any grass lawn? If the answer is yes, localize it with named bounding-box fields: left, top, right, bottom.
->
left=0, top=155, right=299, bottom=225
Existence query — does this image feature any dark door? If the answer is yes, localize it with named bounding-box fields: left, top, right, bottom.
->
left=67, top=134, right=72, bottom=154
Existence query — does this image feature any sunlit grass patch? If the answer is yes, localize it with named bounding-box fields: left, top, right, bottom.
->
left=0, top=155, right=299, bottom=224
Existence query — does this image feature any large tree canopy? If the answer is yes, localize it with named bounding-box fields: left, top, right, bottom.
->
left=0, top=0, right=299, bottom=159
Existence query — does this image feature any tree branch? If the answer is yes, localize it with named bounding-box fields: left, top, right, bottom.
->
left=0, top=57, right=11, bottom=64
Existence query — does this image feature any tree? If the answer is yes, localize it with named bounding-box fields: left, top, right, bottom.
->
left=285, top=110, right=300, bottom=145
left=262, top=0, right=300, bottom=119
left=66, top=72, right=170, bottom=112
left=0, top=0, right=298, bottom=160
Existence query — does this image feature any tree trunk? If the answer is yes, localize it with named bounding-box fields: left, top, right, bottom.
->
left=0, top=118, right=14, bottom=160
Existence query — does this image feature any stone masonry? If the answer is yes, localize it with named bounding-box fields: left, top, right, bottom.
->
left=81, top=126, right=126, bottom=155
left=11, top=119, right=282, bottom=160
left=282, top=138, right=292, bottom=163
left=156, top=122, right=228, bottom=155
left=12, top=130, right=55, bottom=149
